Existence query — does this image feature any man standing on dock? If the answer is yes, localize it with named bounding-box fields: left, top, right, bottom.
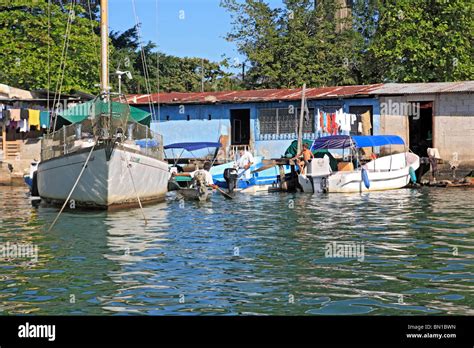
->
left=237, top=147, right=254, bottom=181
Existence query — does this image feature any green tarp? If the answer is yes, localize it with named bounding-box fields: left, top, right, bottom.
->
left=283, top=139, right=318, bottom=158
left=58, top=100, right=151, bottom=127
left=284, top=139, right=338, bottom=171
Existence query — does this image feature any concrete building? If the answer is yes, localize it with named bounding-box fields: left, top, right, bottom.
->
left=376, top=82, right=474, bottom=165
left=126, top=81, right=474, bottom=170
left=126, top=85, right=382, bottom=159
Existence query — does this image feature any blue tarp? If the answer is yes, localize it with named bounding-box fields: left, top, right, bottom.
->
left=164, top=142, right=221, bottom=151
left=135, top=139, right=159, bottom=147
left=311, top=135, right=405, bottom=150
left=311, top=135, right=353, bottom=150
left=352, top=135, right=405, bottom=147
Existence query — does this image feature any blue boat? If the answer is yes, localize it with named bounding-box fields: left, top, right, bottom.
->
left=164, top=142, right=291, bottom=193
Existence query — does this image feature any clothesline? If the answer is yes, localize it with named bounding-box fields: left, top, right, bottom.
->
left=316, top=108, right=372, bottom=137
left=0, top=105, right=50, bottom=132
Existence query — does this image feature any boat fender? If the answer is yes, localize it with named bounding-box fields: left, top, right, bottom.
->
left=361, top=168, right=370, bottom=189
left=409, top=166, right=417, bottom=183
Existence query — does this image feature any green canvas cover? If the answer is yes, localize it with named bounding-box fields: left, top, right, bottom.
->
left=284, top=139, right=338, bottom=171
left=58, top=100, right=151, bottom=127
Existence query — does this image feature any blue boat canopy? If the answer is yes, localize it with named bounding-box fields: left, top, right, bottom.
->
left=311, top=135, right=405, bottom=150
left=164, top=142, right=222, bottom=151
left=352, top=135, right=405, bottom=147
left=311, top=135, right=353, bottom=150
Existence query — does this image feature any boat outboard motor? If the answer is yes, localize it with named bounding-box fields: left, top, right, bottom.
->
left=224, top=168, right=238, bottom=193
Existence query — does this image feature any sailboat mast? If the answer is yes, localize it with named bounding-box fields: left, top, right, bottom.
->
left=100, top=0, right=109, bottom=99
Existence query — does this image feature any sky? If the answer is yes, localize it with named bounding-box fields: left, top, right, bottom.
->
left=108, top=0, right=284, bottom=71
left=109, top=0, right=242, bottom=67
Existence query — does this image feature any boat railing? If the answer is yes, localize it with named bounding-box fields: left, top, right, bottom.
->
left=129, top=122, right=164, bottom=161
left=41, top=120, right=165, bottom=162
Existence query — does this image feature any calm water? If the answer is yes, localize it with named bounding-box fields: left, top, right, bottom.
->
left=0, top=185, right=473, bottom=315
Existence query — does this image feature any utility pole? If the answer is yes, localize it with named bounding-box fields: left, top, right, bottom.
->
left=201, top=58, right=204, bottom=92
left=297, top=83, right=306, bottom=154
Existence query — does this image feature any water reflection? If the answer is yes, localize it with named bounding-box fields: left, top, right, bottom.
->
left=0, top=186, right=472, bottom=315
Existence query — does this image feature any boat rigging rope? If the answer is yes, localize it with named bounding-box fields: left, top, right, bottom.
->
left=52, top=0, right=77, bottom=135
left=87, top=0, right=101, bottom=86
left=124, top=155, right=148, bottom=226
left=47, top=142, right=96, bottom=232
left=131, top=0, right=157, bottom=121
left=155, top=0, right=160, bottom=123
left=47, top=0, right=51, bottom=126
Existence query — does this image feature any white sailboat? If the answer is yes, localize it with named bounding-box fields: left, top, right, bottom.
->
left=298, top=135, right=420, bottom=193
left=37, top=0, right=170, bottom=208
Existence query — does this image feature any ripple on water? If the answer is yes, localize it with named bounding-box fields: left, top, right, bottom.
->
left=0, top=186, right=472, bottom=315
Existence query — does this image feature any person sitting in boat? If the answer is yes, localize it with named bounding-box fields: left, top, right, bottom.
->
left=236, top=148, right=255, bottom=181
left=172, top=161, right=215, bottom=187
left=292, top=143, right=314, bottom=175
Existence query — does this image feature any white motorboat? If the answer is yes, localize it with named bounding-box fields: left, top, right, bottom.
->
left=298, top=135, right=420, bottom=193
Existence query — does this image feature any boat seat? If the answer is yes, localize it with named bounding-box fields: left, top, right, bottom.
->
left=337, top=162, right=354, bottom=172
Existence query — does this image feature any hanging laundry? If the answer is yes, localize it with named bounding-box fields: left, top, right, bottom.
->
left=350, top=114, right=357, bottom=125
left=335, top=109, right=344, bottom=127
left=331, top=112, right=338, bottom=135
left=326, top=113, right=332, bottom=134
left=358, top=121, right=363, bottom=134
left=19, top=119, right=29, bottom=132
left=322, top=112, right=328, bottom=133
left=361, top=111, right=372, bottom=135
left=28, top=109, right=40, bottom=128
left=315, top=109, right=321, bottom=131
left=20, top=108, right=29, bottom=120
left=340, top=113, right=352, bottom=133
left=40, top=111, right=50, bottom=129
left=10, top=109, right=21, bottom=121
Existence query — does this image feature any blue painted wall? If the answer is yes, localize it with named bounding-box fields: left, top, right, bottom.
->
left=142, top=97, right=380, bottom=158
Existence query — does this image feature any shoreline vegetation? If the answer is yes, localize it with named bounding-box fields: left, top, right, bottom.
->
left=0, top=0, right=472, bottom=97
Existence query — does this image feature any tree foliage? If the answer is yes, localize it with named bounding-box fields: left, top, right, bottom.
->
left=0, top=1, right=231, bottom=95
left=222, top=0, right=474, bottom=88
left=357, top=0, right=474, bottom=82
left=0, top=2, right=101, bottom=94
left=109, top=27, right=233, bottom=94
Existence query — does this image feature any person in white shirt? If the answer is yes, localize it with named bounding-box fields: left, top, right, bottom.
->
left=236, top=148, right=254, bottom=180
left=172, top=162, right=215, bottom=187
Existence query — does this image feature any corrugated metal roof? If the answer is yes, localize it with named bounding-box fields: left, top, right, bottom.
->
left=125, top=84, right=382, bottom=105
left=125, top=81, right=474, bottom=105
left=370, top=81, right=474, bottom=95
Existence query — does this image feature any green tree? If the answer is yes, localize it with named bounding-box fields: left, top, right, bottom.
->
left=0, top=2, right=232, bottom=95
left=221, top=0, right=363, bottom=88
left=223, top=0, right=474, bottom=87
left=357, top=0, right=474, bottom=82
left=52, top=0, right=100, bottom=20
left=110, top=34, right=232, bottom=94
left=0, top=2, right=101, bottom=93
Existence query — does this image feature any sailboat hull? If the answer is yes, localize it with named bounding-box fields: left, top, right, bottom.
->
left=37, top=145, right=170, bottom=208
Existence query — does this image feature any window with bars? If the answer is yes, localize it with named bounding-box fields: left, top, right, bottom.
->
left=258, top=108, right=315, bottom=136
